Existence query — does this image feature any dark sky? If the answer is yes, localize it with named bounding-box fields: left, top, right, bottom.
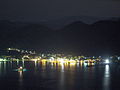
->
left=0, top=0, right=120, bottom=55
left=0, top=0, right=120, bottom=22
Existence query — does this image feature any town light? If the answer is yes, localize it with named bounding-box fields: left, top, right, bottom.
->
left=105, top=59, right=110, bottom=64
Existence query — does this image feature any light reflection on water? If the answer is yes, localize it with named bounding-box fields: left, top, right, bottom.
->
left=103, top=65, right=110, bottom=90
left=19, top=71, right=23, bottom=83
left=0, top=61, right=118, bottom=90
left=59, top=63, right=65, bottom=90
left=0, top=62, right=7, bottom=75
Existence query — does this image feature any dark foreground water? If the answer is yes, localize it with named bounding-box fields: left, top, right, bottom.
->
left=0, top=61, right=120, bottom=90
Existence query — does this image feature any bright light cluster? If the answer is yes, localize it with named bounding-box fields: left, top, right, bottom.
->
left=105, top=59, right=110, bottom=64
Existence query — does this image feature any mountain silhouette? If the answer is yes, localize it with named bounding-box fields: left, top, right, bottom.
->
left=0, top=19, right=120, bottom=55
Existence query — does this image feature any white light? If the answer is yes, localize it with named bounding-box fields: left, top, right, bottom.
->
left=105, top=59, right=110, bottom=64
left=118, top=57, right=120, bottom=60
left=58, top=58, right=65, bottom=63
left=20, top=66, right=23, bottom=69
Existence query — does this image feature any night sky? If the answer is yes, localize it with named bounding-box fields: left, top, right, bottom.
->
left=0, top=0, right=120, bottom=22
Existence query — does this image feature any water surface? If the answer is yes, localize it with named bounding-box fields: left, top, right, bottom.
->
left=0, top=61, right=120, bottom=90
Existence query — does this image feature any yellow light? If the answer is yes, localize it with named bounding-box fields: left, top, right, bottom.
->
left=69, top=60, right=76, bottom=63
left=69, top=62, right=76, bottom=65
left=41, top=59, right=47, bottom=62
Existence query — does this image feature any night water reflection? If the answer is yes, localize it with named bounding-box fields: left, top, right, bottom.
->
left=19, top=70, right=23, bottom=88
left=0, top=61, right=120, bottom=90
left=103, top=65, right=110, bottom=90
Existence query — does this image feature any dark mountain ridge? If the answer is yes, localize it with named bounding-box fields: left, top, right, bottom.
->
left=0, top=19, right=120, bottom=56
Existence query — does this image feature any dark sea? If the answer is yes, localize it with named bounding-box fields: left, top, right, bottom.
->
left=0, top=61, right=120, bottom=90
